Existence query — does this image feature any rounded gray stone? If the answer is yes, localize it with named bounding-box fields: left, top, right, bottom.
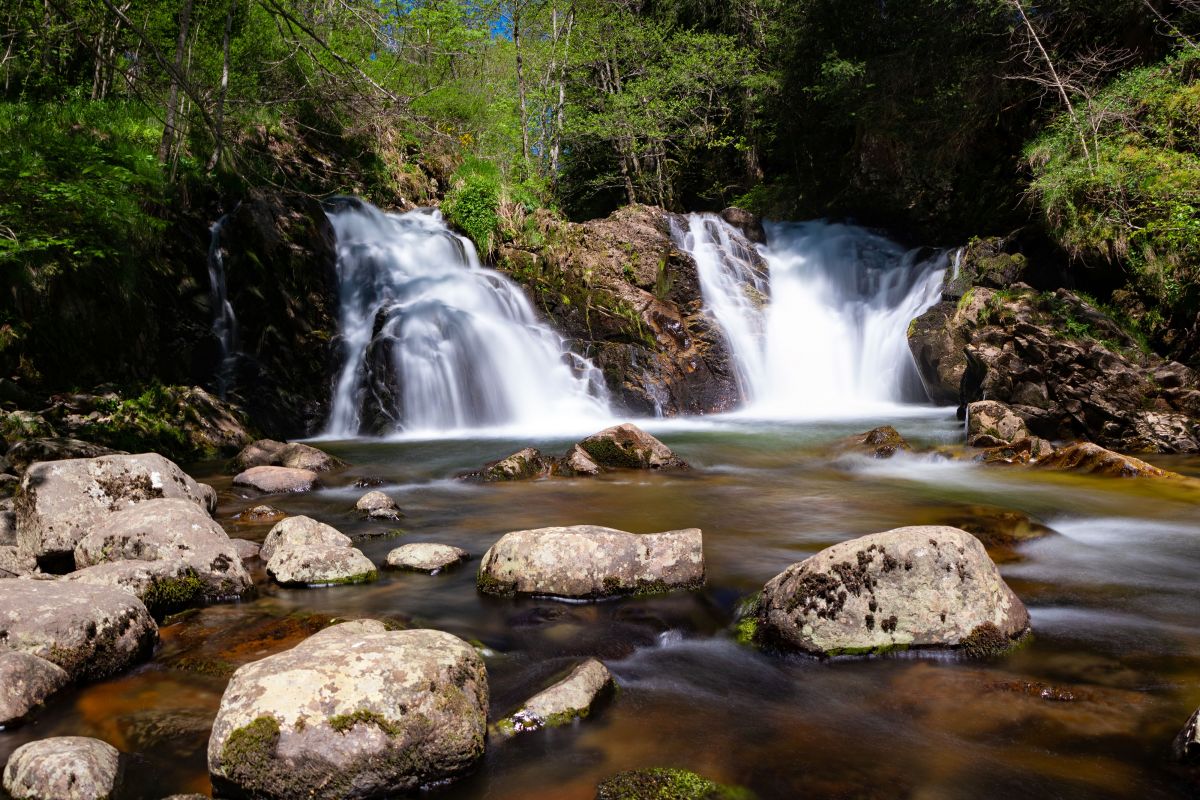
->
left=3, top=736, right=120, bottom=800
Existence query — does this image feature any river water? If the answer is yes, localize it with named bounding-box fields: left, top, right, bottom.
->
left=3, top=411, right=1200, bottom=799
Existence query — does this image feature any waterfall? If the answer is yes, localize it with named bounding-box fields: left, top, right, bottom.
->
left=673, top=214, right=949, bottom=416
left=206, top=214, right=238, bottom=398
left=324, top=200, right=610, bottom=437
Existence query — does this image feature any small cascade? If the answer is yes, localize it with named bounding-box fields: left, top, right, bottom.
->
left=673, top=214, right=949, bottom=416
left=206, top=214, right=238, bottom=398
left=324, top=200, right=610, bottom=437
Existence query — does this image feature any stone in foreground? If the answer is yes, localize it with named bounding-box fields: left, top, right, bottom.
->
left=386, top=543, right=469, bottom=573
left=207, top=621, right=487, bottom=799
left=576, top=423, right=688, bottom=470
left=595, top=768, right=754, bottom=800
left=477, top=525, right=704, bottom=599
left=15, top=452, right=215, bottom=568
left=3, top=736, right=120, bottom=800
left=0, top=580, right=157, bottom=681
left=754, top=526, right=1029, bottom=657
left=232, top=465, right=320, bottom=494
left=260, top=516, right=351, bottom=563
left=0, top=652, right=70, bottom=726
left=497, top=658, right=613, bottom=737
left=355, top=490, right=403, bottom=520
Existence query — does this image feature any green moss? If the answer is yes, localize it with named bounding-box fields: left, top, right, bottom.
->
left=825, top=642, right=911, bottom=657
left=734, top=617, right=759, bottom=646
left=476, top=569, right=515, bottom=597
left=141, top=573, right=206, bottom=613
left=581, top=437, right=647, bottom=469
left=317, top=569, right=377, bottom=586
left=172, top=656, right=236, bottom=678
left=220, top=716, right=281, bottom=791
left=596, top=768, right=756, bottom=800
left=959, top=621, right=1015, bottom=659
left=328, top=708, right=404, bottom=737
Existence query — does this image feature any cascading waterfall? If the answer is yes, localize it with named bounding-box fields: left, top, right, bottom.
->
left=673, top=214, right=949, bottom=416
left=206, top=214, right=238, bottom=398
left=324, top=200, right=610, bottom=437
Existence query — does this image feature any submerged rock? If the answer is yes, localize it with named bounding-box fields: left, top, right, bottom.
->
left=233, top=439, right=343, bottom=473
left=232, top=465, right=321, bottom=494
left=940, top=507, right=1056, bottom=549
left=206, top=621, right=487, bottom=798
left=595, top=768, right=754, bottom=800
left=0, top=580, right=157, bottom=682
left=15, top=452, right=216, bottom=569
left=576, top=424, right=688, bottom=470
left=1035, top=441, right=1181, bottom=479
left=496, top=659, right=614, bottom=737
left=235, top=504, right=287, bottom=523
left=481, top=447, right=551, bottom=482
left=355, top=490, right=403, bottom=520
left=754, top=526, right=1029, bottom=657
left=477, top=525, right=704, bottom=599
left=385, top=543, right=469, bottom=573
left=0, top=652, right=70, bottom=726
left=3, top=736, right=120, bottom=800
left=838, top=426, right=912, bottom=459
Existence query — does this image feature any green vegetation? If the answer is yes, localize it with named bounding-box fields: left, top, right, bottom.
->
left=596, top=767, right=756, bottom=800
left=328, top=709, right=404, bottom=736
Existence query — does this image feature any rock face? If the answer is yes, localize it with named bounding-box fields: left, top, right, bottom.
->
left=3, top=737, right=120, bottom=800
left=232, top=465, right=320, bottom=494
left=474, top=424, right=686, bottom=481
left=495, top=204, right=743, bottom=416
left=15, top=453, right=216, bottom=569
left=0, top=580, right=156, bottom=681
left=1036, top=442, right=1181, bottom=479
left=207, top=621, right=488, bottom=798
left=233, top=439, right=342, bottom=473
left=477, top=525, right=704, bottom=599
left=263, top=517, right=375, bottom=587
left=754, top=526, right=1029, bottom=657
left=73, top=498, right=252, bottom=605
left=385, top=544, right=469, bottom=573
left=0, top=652, right=70, bottom=726
left=908, top=283, right=1200, bottom=453
left=355, top=490, right=403, bottom=520
left=497, top=659, right=614, bottom=737
left=965, top=400, right=1055, bottom=461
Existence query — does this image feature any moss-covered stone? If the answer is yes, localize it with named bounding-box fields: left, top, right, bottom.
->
left=220, top=715, right=282, bottom=792
left=327, top=708, right=404, bottom=736
left=959, top=621, right=1019, bottom=659
left=141, top=573, right=206, bottom=614
left=595, top=768, right=756, bottom=800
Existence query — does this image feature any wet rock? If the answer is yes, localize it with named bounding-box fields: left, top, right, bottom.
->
left=260, top=516, right=351, bottom=563
left=561, top=445, right=602, bottom=476
left=477, top=525, right=704, bottom=599
left=595, top=768, right=753, bottom=800
left=839, top=426, right=911, bottom=458
left=232, top=465, right=320, bottom=494
left=233, top=439, right=342, bottom=473
left=496, top=659, right=613, bottom=737
left=940, top=507, right=1056, bottom=549
left=73, top=498, right=252, bottom=605
left=16, top=453, right=215, bottom=570
left=576, top=424, right=688, bottom=470
left=973, top=436, right=1054, bottom=466
left=1174, top=707, right=1200, bottom=763
left=230, top=539, right=261, bottom=561
left=355, top=490, right=403, bottom=520
left=267, top=543, right=376, bottom=587
left=0, top=652, right=69, bottom=726
left=206, top=622, right=487, bottom=798
left=0, top=475, right=18, bottom=500
left=0, top=545, right=36, bottom=578
left=1036, top=442, right=1181, bottom=479
left=66, top=560, right=217, bottom=616
left=3, top=439, right=121, bottom=477
left=0, top=580, right=157, bottom=681
left=719, top=206, right=767, bottom=245
left=235, top=504, right=287, bottom=523
left=966, top=400, right=1030, bottom=447
left=352, top=477, right=385, bottom=488
left=385, top=543, right=469, bottom=573
left=2, top=736, right=120, bottom=800
left=754, top=525, right=1030, bottom=657
left=481, top=448, right=551, bottom=482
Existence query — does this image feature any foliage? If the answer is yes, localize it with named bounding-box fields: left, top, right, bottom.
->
left=442, top=158, right=502, bottom=253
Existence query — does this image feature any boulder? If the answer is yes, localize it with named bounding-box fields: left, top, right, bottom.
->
left=719, top=206, right=767, bottom=245
left=838, top=426, right=911, bottom=458
left=1034, top=442, right=1183, bottom=479
left=2, top=737, right=120, bottom=800
left=4, top=439, right=121, bottom=477
left=235, top=504, right=287, bottom=523
left=267, top=543, right=376, bottom=587
left=481, top=448, right=550, bottom=482
left=966, top=400, right=1030, bottom=447
left=355, top=490, right=403, bottom=520
left=206, top=622, right=487, bottom=798
left=596, top=768, right=753, bottom=800
left=15, top=453, right=214, bottom=568
left=232, top=466, right=320, bottom=494
left=66, top=560, right=215, bottom=615
left=753, top=526, right=1029, bottom=657
left=385, top=544, right=469, bottom=573
left=0, top=580, right=157, bottom=681
left=561, top=445, right=601, bottom=476
left=233, top=440, right=342, bottom=473
left=0, top=545, right=36, bottom=578
left=477, top=525, right=704, bottom=599
left=939, top=507, right=1055, bottom=549
left=0, top=652, right=70, bottom=726
left=230, top=539, right=261, bottom=561
left=576, top=424, right=688, bottom=470
left=260, top=516, right=351, bottom=563
left=73, top=498, right=252, bottom=604
left=496, top=659, right=613, bottom=737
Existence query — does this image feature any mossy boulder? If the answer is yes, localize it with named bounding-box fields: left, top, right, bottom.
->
left=577, top=424, right=688, bottom=470
left=754, top=526, right=1029, bottom=658
left=481, top=447, right=551, bottom=481
left=260, top=516, right=352, bottom=563
left=494, top=658, right=614, bottom=738
left=207, top=621, right=487, bottom=799
left=837, top=425, right=911, bottom=459
left=595, top=768, right=754, bottom=800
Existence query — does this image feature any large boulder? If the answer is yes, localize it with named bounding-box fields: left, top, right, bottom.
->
left=495, top=658, right=613, bottom=737
left=233, top=439, right=342, bottom=473
left=232, top=465, right=320, bottom=494
left=0, top=581, right=156, bottom=681
left=207, top=621, right=487, bottom=798
left=752, top=526, right=1029, bottom=657
left=3, top=439, right=121, bottom=477
left=260, top=516, right=350, bottom=563
left=15, top=453, right=215, bottom=569
left=73, top=498, right=252, bottom=605
left=477, top=525, right=704, bottom=599
left=263, top=516, right=375, bottom=587
left=2, top=737, right=120, bottom=800
left=576, top=424, right=688, bottom=470
left=480, top=448, right=551, bottom=482
left=0, top=652, right=70, bottom=726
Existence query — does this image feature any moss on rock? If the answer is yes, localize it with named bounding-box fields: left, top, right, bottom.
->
left=595, top=768, right=756, bottom=800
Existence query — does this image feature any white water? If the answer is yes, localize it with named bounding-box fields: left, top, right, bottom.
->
left=323, top=201, right=610, bottom=437
left=672, top=215, right=949, bottom=417
left=206, top=214, right=238, bottom=398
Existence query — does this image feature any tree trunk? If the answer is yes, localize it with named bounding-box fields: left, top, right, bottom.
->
left=514, top=4, right=530, bottom=170
left=159, top=0, right=193, bottom=164
left=208, top=0, right=236, bottom=171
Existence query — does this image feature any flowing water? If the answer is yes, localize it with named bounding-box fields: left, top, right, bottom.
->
left=4, top=217, right=1200, bottom=799
left=206, top=214, right=238, bottom=399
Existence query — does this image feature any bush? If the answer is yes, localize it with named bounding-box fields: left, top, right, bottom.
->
left=442, top=157, right=501, bottom=254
